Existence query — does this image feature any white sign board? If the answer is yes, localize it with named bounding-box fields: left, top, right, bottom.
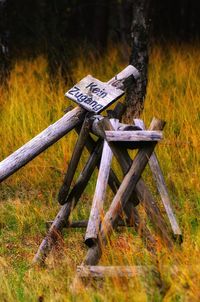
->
left=65, top=75, right=124, bottom=113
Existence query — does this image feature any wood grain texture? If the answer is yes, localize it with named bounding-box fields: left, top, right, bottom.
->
left=83, top=118, right=172, bottom=266
left=58, top=115, right=92, bottom=205
left=85, top=119, right=119, bottom=247
left=99, top=119, right=163, bottom=244
left=33, top=139, right=103, bottom=265
left=134, top=119, right=182, bottom=238
left=91, top=118, right=172, bottom=246
left=105, top=130, right=163, bottom=142
left=0, top=107, right=86, bottom=183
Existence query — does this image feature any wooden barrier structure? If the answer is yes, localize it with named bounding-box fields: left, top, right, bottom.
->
left=0, top=65, right=182, bottom=280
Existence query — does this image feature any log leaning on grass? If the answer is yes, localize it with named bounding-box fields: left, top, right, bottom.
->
left=0, top=65, right=139, bottom=183
left=0, top=107, right=86, bottom=183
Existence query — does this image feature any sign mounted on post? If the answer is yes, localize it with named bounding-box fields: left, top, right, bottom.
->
left=65, top=75, right=124, bottom=113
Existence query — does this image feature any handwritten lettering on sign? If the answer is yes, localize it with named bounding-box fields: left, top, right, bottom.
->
left=65, top=75, right=124, bottom=113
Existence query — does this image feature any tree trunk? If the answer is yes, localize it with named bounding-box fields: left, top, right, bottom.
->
left=125, top=0, right=152, bottom=120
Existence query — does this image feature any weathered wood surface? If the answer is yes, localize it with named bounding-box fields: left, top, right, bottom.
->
left=77, top=265, right=149, bottom=278
left=99, top=119, right=163, bottom=243
left=0, top=65, right=137, bottom=183
left=83, top=118, right=172, bottom=266
left=66, top=65, right=139, bottom=113
left=134, top=119, right=182, bottom=238
left=85, top=120, right=119, bottom=247
left=0, top=107, right=86, bottom=183
left=97, top=117, right=172, bottom=247
left=105, top=130, right=163, bottom=142
left=82, top=133, right=120, bottom=195
left=107, top=65, right=140, bottom=87
left=46, top=218, right=147, bottom=229
left=65, top=139, right=103, bottom=205
left=33, top=139, right=103, bottom=265
left=58, top=116, right=92, bottom=205
left=34, top=134, right=122, bottom=265
left=66, top=75, right=124, bottom=113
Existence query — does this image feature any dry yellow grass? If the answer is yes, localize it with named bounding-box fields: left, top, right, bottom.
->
left=0, top=44, right=200, bottom=301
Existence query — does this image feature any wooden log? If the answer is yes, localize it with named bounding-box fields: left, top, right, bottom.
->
left=80, top=102, right=124, bottom=195
left=81, top=133, right=120, bottom=195
left=105, top=130, right=163, bottom=142
left=65, top=139, right=103, bottom=205
left=58, top=115, right=93, bottom=205
left=33, top=139, right=103, bottom=265
left=33, top=201, right=75, bottom=265
left=0, top=65, right=137, bottom=183
left=77, top=265, right=149, bottom=278
left=107, top=65, right=140, bottom=88
left=46, top=219, right=145, bottom=230
left=83, top=118, right=172, bottom=266
left=0, top=107, right=86, bottom=183
left=94, top=117, right=172, bottom=246
left=134, top=119, right=182, bottom=238
left=99, top=119, right=164, bottom=243
left=85, top=119, right=119, bottom=247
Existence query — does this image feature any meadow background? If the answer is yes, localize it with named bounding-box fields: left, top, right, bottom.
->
left=0, top=44, right=200, bottom=301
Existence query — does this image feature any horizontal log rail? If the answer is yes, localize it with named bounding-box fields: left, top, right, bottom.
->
left=105, top=130, right=163, bottom=142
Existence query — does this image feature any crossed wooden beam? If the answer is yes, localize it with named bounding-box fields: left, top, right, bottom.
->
left=0, top=66, right=182, bottom=279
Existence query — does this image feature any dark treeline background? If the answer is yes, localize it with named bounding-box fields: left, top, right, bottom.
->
left=0, top=0, right=200, bottom=81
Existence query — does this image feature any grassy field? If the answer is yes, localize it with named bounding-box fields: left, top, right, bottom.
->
left=0, top=44, right=200, bottom=301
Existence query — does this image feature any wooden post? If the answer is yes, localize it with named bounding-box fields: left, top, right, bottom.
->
left=134, top=119, right=182, bottom=238
left=58, top=115, right=93, bottom=205
left=85, top=119, right=119, bottom=247
left=0, top=107, right=86, bottom=183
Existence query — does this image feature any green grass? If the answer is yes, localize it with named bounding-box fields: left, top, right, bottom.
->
left=0, top=44, right=200, bottom=301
